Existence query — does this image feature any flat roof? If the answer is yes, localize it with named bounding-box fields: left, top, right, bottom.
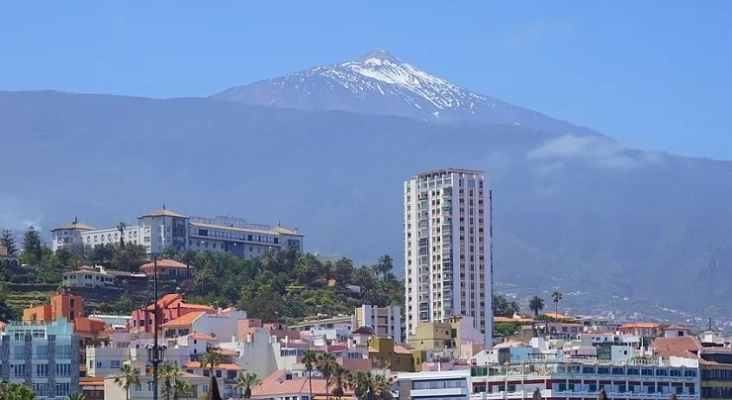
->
left=413, top=168, right=484, bottom=179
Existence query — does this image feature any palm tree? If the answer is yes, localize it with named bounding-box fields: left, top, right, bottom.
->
left=113, top=364, right=140, bottom=400
left=551, top=291, right=563, bottom=317
left=0, top=382, right=37, bottom=399
left=376, top=254, right=394, bottom=278
left=528, top=296, right=545, bottom=317
left=159, top=363, right=182, bottom=400
left=201, top=349, right=223, bottom=377
left=117, top=222, right=127, bottom=248
left=302, top=350, right=318, bottom=400
left=180, top=249, right=197, bottom=278
left=317, top=352, right=338, bottom=399
left=68, top=394, right=87, bottom=400
left=372, top=373, right=394, bottom=400
left=329, top=365, right=350, bottom=400
left=171, top=379, right=192, bottom=400
left=234, top=372, right=261, bottom=398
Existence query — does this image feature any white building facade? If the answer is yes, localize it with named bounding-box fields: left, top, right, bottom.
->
left=0, top=318, right=80, bottom=398
left=52, top=207, right=304, bottom=258
left=404, top=169, right=492, bottom=346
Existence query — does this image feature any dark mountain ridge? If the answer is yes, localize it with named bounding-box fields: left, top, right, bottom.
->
left=2, top=89, right=732, bottom=316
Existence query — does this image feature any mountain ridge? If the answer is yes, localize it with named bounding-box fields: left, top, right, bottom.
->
left=2, top=53, right=732, bottom=320
left=213, top=49, right=606, bottom=139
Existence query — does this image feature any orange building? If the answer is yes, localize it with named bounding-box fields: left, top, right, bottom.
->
left=23, top=292, right=84, bottom=323
left=131, top=293, right=214, bottom=333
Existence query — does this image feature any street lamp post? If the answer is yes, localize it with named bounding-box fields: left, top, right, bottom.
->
left=145, top=256, right=166, bottom=400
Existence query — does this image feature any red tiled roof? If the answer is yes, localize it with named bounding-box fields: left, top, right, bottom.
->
left=621, top=322, right=660, bottom=329
left=252, top=369, right=355, bottom=397
left=138, top=208, right=187, bottom=219
left=649, top=336, right=702, bottom=358
left=394, top=345, right=413, bottom=355
left=189, top=332, right=216, bottom=341
left=161, top=312, right=205, bottom=327
left=184, top=362, right=243, bottom=371
left=140, top=259, right=189, bottom=270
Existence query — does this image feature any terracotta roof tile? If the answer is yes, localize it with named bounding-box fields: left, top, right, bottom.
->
left=138, top=209, right=188, bottom=219
left=161, top=311, right=205, bottom=327
left=394, top=345, right=413, bottom=355
left=140, top=259, right=189, bottom=270
left=252, top=369, right=355, bottom=397
left=52, top=221, right=95, bottom=231
left=649, top=336, right=702, bottom=358
left=189, top=332, right=216, bottom=341
left=184, top=362, right=243, bottom=371
left=621, top=322, right=660, bottom=329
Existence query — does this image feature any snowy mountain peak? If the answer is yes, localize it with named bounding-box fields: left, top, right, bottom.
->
left=359, top=48, right=402, bottom=65
left=213, top=50, right=600, bottom=137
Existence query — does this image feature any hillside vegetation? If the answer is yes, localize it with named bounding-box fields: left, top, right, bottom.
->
left=0, top=226, right=403, bottom=322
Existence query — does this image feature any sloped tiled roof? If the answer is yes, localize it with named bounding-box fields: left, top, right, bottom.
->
left=621, top=322, right=660, bottom=329
left=161, top=311, right=205, bottom=328
left=251, top=369, right=355, bottom=397
left=649, top=336, right=702, bottom=358
left=184, top=362, right=243, bottom=371
left=189, top=332, right=216, bottom=341
left=52, top=220, right=95, bottom=231
left=140, top=259, right=189, bottom=270
left=138, top=208, right=188, bottom=219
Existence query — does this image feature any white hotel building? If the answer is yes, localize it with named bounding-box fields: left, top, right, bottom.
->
left=404, top=169, right=492, bottom=346
left=51, top=207, right=303, bottom=258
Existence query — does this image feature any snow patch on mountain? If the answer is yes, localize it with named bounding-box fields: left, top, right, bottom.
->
left=213, top=49, right=605, bottom=138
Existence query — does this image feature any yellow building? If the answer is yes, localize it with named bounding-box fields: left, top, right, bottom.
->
left=408, top=321, right=453, bottom=351
left=367, top=336, right=414, bottom=372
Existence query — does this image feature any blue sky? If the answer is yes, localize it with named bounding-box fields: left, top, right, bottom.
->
left=1, top=1, right=731, bottom=159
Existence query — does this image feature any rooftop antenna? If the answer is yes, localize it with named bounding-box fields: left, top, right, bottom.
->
left=709, top=318, right=712, bottom=331
left=74, top=216, right=78, bottom=224
left=163, top=202, right=166, bottom=210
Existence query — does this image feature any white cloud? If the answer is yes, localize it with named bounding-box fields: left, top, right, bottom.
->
left=0, top=196, right=44, bottom=232
left=527, top=135, right=663, bottom=170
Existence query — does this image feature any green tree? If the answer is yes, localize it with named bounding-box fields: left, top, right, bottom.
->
left=159, top=363, right=182, bottom=400
left=317, top=352, right=338, bottom=399
left=234, top=372, right=261, bottom=398
left=0, top=382, right=37, bottom=400
left=495, top=322, right=520, bottom=338
left=201, top=349, right=222, bottom=376
left=55, top=247, right=74, bottom=269
left=551, top=291, right=563, bottom=316
left=302, top=350, right=318, bottom=400
left=0, top=230, right=18, bottom=255
left=374, top=254, right=394, bottom=278
left=493, top=294, right=520, bottom=317
left=68, top=394, right=86, bottom=400
left=171, top=379, right=192, bottom=400
left=21, top=226, right=43, bottom=265
left=113, top=364, right=140, bottom=400
left=117, top=222, right=127, bottom=248
left=528, top=296, right=545, bottom=317
left=330, top=365, right=350, bottom=400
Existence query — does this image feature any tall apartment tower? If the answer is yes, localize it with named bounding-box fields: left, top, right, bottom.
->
left=404, top=169, right=493, bottom=347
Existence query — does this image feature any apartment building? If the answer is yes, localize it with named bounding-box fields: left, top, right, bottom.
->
left=23, top=293, right=84, bottom=323
left=353, top=305, right=402, bottom=341
left=0, top=318, right=80, bottom=398
left=51, top=206, right=304, bottom=258
left=404, top=168, right=493, bottom=347
left=397, top=360, right=700, bottom=400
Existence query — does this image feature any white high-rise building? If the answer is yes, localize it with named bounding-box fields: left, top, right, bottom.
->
left=404, top=168, right=493, bottom=346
